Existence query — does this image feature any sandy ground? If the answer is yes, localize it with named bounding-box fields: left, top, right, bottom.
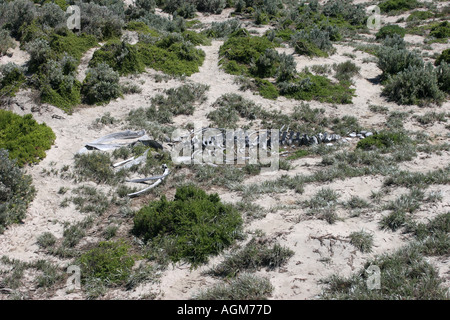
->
left=0, top=1, right=449, bottom=300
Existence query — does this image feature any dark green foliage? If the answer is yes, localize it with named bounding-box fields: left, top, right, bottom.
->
left=406, top=10, right=433, bottom=22
left=219, top=29, right=275, bottom=75
left=81, top=62, right=121, bottom=105
left=379, top=0, right=420, bottom=14
left=278, top=73, right=355, bottom=104
left=89, top=40, right=144, bottom=75
left=0, top=149, right=36, bottom=232
left=357, top=131, right=410, bottom=151
left=137, top=35, right=205, bottom=75
left=322, top=0, right=367, bottom=26
left=78, top=240, right=135, bottom=284
left=0, top=111, right=55, bottom=167
left=2, top=0, right=36, bottom=37
left=132, top=185, right=243, bottom=267
left=39, top=54, right=81, bottom=112
left=255, top=78, right=279, bottom=100
left=429, top=21, right=450, bottom=39
left=194, top=273, right=273, bottom=300
left=291, top=27, right=334, bottom=57
left=73, top=151, right=120, bottom=184
left=0, top=63, right=26, bottom=97
left=436, top=62, right=450, bottom=94
left=322, top=245, right=448, bottom=299
left=382, top=63, right=445, bottom=106
left=376, top=25, right=406, bottom=40
left=435, top=49, right=450, bottom=66
left=48, top=30, right=98, bottom=62
left=77, top=1, right=124, bottom=40
left=208, top=237, right=294, bottom=278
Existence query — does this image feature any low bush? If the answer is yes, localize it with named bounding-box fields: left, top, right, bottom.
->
left=382, top=63, right=445, bottom=105
left=132, top=185, right=243, bottom=267
left=0, top=29, right=15, bottom=56
left=406, top=10, right=433, bottom=22
left=0, top=63, right=26, bottom=97
left=77, top=1, right=124, bottom=40
left=203, top=19, right=242, bottom=38
left=73, top=151, right=122, bottom=184
left=333, top=60, right=360, bottom=82
left=357, top=131, right=410, bottom=151
left=435, top=48, right=450, bottom=66
left=78, top=240, right=135, bottom=284
left=89, top=40, right=144, bottom=76
left=377, top=46, right=424, bottom=78
left=278, top=73, right=355, bottom=104
left=376, top=25, right=406, bottom=40
left=322, top=245, right=448, bottom=299
left=379, top=0, right=420, bottom=14
left=429, top=21, right=450, bottom=39
left=349, top=231, right=374, bottom=253
left=436, top=62, right=450, bottom=94
left=0, top=111, right=55, bottom=166
left=208, top=237, right=294, bottom=278
left=39, top=54, right=81, bottom=112
left=194, top=273, right=273, bottom=300
left=0, top=149, right=36, bottom=233
left=322, top=0, right=367, bottom=26
left=219, top=29, right=275, bottom=75
left=81, top=62, right=121, bottom=105
left=291, top=27, right=334, bottom=57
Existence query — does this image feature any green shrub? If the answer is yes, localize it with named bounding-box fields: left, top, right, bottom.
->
left=278, top=73, right=354, bottom=104
left=382, top=63, right=445, bottom=105
left=429, top=21, right=450, bottom=39
left=0, top=149, right=36, bottom=233
left=406, top=10, right=433, bottom=22
left=194, top=273, right=273, bottom=300
left=77, top=1, right=124, bottom=40
left=49, top=30, right=98, bottom=62
left=436, top=62, right=450, bottom=94
left=203, top=19, right=242, bottom=38
left=376, top=25, right=406, bottom=40
left=356, top=131, right=410, bottom=151
left=377, top=46, right=424, bottom=78
left=291, top=27, right=334, bottom=57
left=322, top=0, right=367, bottom=26
left=322, top=245, right=448, bottom=299
left=435, top=49, right=450, bottom=66
left=39, top=54, right=81, bottom=112
left=38, top=2, right=65, bottom=28
left=379, top=0, right=420, bottom=14
left=151, top=83, right=209, bottom=117
left=73, top=152, right=118, bottom=184
left=0, top=63, right=26, bottom=97
left=0, top=29, right=16, bottom=56
left=219, top=29, right=275, bottom=75
left=0, top=111, right=55, bottom=166
left=255, top=78, right=279, bottom=100
left=349, top=231, right=374, bottom=253
left=208, top=237, right=294, bottom=278
left=382, top=34, right=406, bottom=49
left=78, top=240, right=135, bottom=284
left=333, top=60, right=360, bottom=82
left=132, top=185, right=243, bottom=267
left=81, top=62, right=121, bottom=105
left=137, top=38, right=205, bottom=76
left=2, top=0, right=36, bottom=37
left=89, top=40, right=144, bottom=76
left=25, top=38, right=53, bottom=72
